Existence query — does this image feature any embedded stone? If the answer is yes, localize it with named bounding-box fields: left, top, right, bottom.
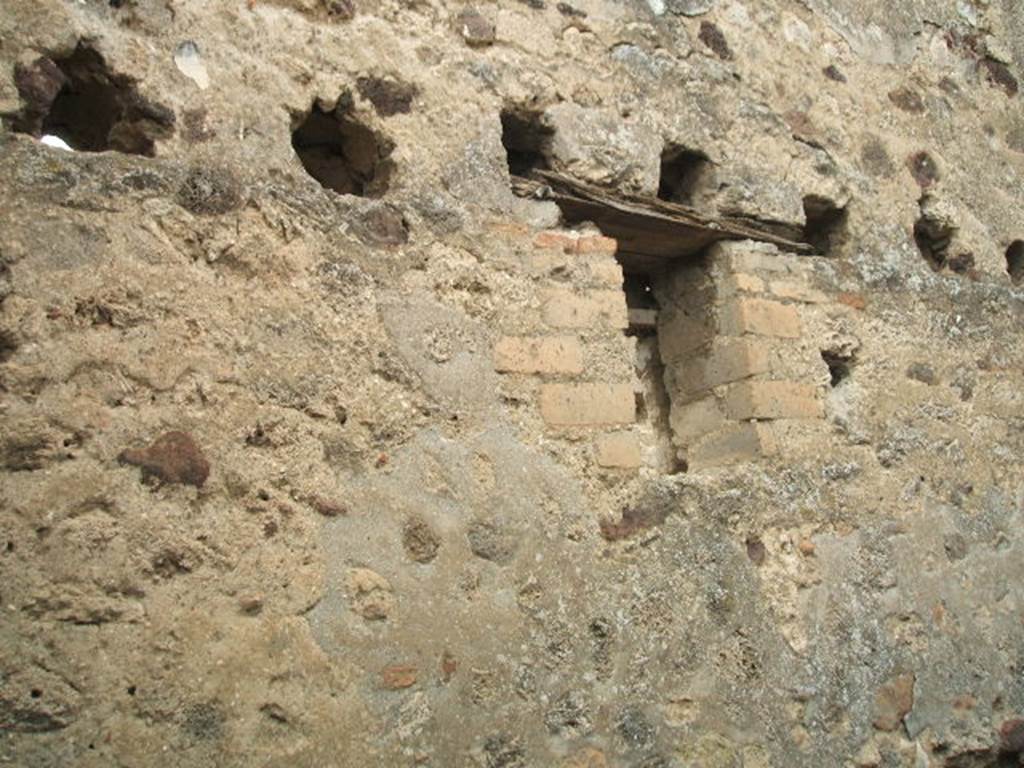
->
left=118, top=431, right=210, bottom=488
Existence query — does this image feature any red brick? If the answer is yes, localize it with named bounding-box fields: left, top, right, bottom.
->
left=533, top=231, right=577, bottom=253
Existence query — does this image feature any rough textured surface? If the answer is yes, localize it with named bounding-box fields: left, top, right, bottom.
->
left=1, top=0, right=1023, bottom=766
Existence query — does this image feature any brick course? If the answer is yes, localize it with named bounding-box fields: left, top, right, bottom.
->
left=595, top=432, right=642, bottom=468
left=672, top=338, right=771, bottom=397
left=539, top=383, right=636, bottom=427
left=723, top=380, right=824, bottom=420
left=718, top=297, right=802, bottom=338
left=493, top=336, right=584, bottom=375
left=541, top=288, right=628, bottom=330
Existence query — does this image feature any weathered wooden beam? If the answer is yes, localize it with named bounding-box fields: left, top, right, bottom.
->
left=512, top=171, right=813, bottom=263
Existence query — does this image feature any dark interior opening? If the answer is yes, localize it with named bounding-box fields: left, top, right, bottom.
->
left=1006, top=241, right=1024, bottom=285
left=657, top=146, right=714, bottom=206
left=621, top=267, right=686, bottom=474
left=291, top=98, right=393, bottom=197
left=821, top=350, right=852, bottom=387
left=9, top=43, right=174, bottom=156
left=803, top=195, right=848, bottom=255
left=624, top=275, right=655, bottom=307
left=913, top=211, right=954, bottom=272
left=500, top=107, right=553, bottom=177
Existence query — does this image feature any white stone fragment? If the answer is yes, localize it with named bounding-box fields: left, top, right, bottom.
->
left=174, top=40, right=210, bottom=90
left=40, top=134, right=73, bottom=151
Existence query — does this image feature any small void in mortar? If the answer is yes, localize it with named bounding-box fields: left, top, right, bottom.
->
left=914, top=211, right=954, bottom=272
left=1007, top=241, right=1024, bottom=285
left=291, top=99, right=393, bottom=197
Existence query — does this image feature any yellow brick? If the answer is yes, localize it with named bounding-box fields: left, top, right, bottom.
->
left=494, top=336, right=584, bottom=375
left=719, top=272, right=766, bottom=297
left=669, top=396, right=725, bottom=443
left=718, top=297, right=802, bottom=338
left=595, top=432, right=642, bottom=469
left=724, top=380, right=823, bottom=420
left=687, top=423, right=777, bottom=469
left=576, top=234, right=618, bottom=256
left=541, top=288, right=628, bottom=330
left=670, top=338, right=771, bottom=397
left=589, top=260, right=624, bottom=287
left=539, top=383, right=635, bottom=427
left=526, top=248, right=570, bottom=275
left=710, top=241, right=789, bottom=273
left=657, top=307, right=715, bottom=362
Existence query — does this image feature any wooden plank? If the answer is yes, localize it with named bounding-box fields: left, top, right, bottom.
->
left=512, top=171, right=813, bottom=264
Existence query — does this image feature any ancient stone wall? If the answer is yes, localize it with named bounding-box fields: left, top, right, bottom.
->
left=1, top=1, right=1024, bottom=766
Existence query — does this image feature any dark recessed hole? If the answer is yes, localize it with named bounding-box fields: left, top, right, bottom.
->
left=947, top=251, right=976, bottom=276
left=30, top=689, right=42, bottom=699
left=9, top=43, right=174, bottom=156
left=1006, top=241, right=1024, bottom=285
left=821, top=350, right=852, bottom=387
left=658, top=146, right=713, bottom=207
left=803, top=195, right=848, bottom=255
left=291, top=97, right=393, bottom=197
left=745, top=536, right=766, bottom=565
left=634, top=391, right=648, bottom=421
left=127, top=685, right=137, bottom=696
left=914, top=209, right=954, bottom=272
left=500, top=107, right=553, bottom=177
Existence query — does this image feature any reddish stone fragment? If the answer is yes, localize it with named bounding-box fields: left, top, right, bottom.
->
left=1000, top=718, right=1024, bottom=754
left=119, top=431, right=210, bottom=488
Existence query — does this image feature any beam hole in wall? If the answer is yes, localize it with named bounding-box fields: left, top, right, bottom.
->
left=500, top=107, right=554, bottom=177
left=802, top=195, right=848, bottom=256
left=291, top=96, right=394, bottom=197
left=657, top=146, right=714, bottom=207
left=1006, top=241, right=1024, bottom=285
left=8, top=43, right=174, bottom=156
